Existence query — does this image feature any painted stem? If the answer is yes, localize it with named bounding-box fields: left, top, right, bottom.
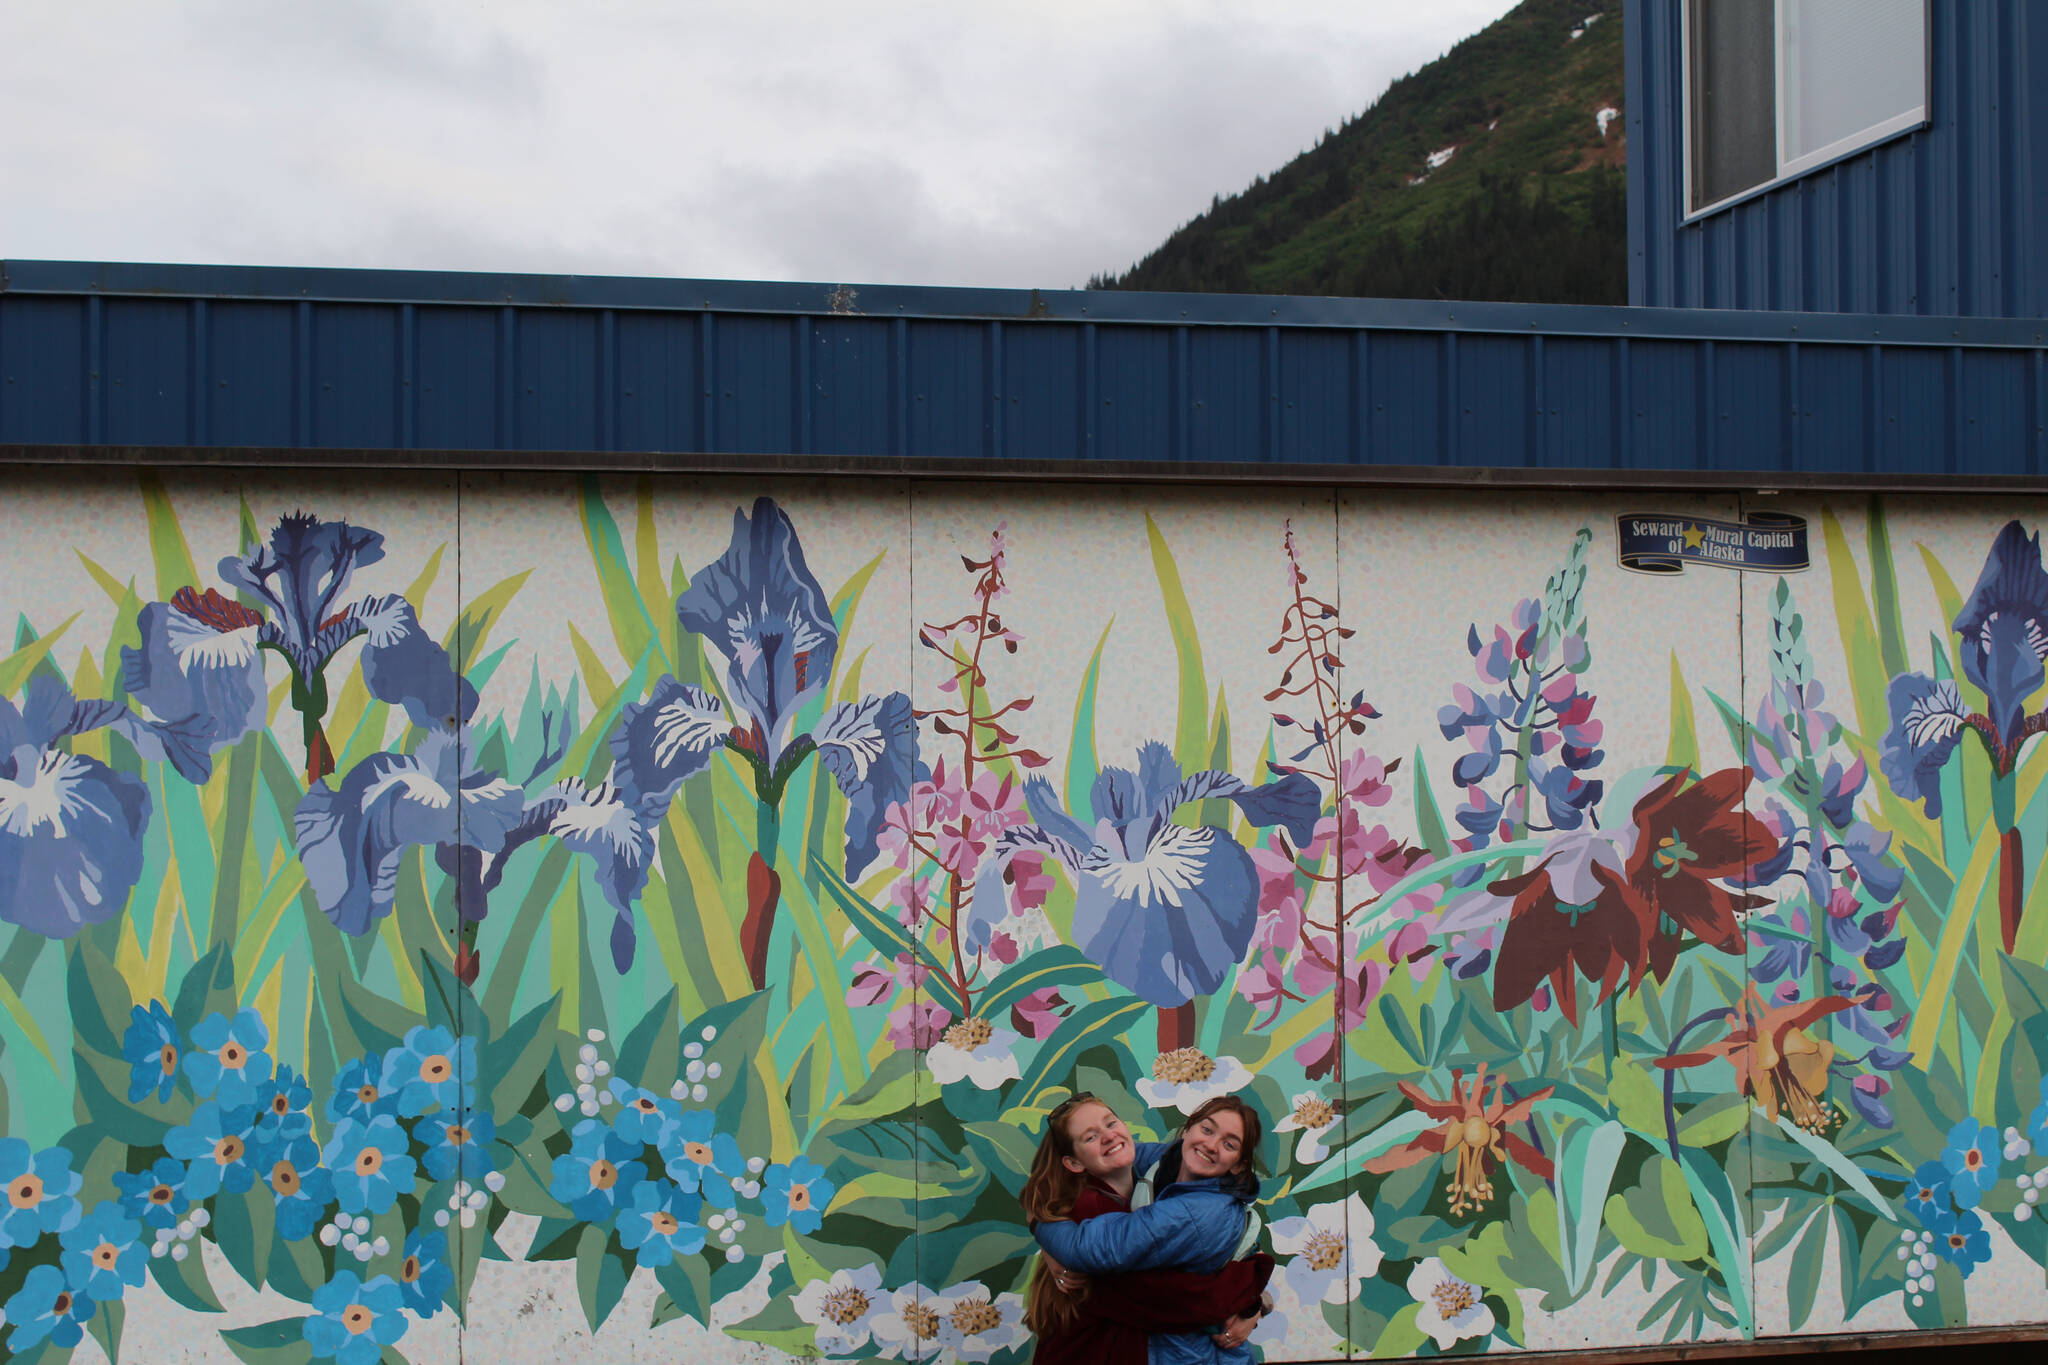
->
left=1999, top=825, right=2025, bottom=956
left=741, top=802, right=784, bottom=993
left=1158, top=1002, right=1197, bottom=1053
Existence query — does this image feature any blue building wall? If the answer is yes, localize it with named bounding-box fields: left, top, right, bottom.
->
left=1627, top=0, right=2048, bottom=317
left=4, top=260, right=2045, bottom=477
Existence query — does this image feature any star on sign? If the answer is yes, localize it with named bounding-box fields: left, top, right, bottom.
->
left=1683, top=524, right=1706, bottom=549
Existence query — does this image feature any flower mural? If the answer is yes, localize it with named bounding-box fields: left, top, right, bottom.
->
left=0, top=476, right=2039, bottom=1365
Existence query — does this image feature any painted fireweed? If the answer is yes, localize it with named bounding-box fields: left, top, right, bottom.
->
left=1655, top=985, right=1854, bottom=1135
left=1362, top=1063, right=1554, bottom=1216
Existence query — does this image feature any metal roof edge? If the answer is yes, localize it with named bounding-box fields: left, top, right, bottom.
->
left=4, top=259, right=2045, bottom=349
left=6, top=442, right=2045, bottom=496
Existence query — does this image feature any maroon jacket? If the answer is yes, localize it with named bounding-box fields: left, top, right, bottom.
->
left=1029, top=1183, right=1274, bottom=1365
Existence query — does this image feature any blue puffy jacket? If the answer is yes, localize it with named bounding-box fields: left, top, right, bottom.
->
left=1032, top=1142, right=1262, bottom=1365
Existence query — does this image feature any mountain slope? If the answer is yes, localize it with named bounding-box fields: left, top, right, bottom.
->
left=1091, top=0, right=1625, bottom=304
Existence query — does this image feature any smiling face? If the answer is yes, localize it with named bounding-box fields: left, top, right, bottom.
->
left=1181, top=1108, right=1247, bottom=1181
left=1058, top=1102, right=1135, bottom=1180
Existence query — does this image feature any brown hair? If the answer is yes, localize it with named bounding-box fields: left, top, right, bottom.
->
left=1181, top=1095, right=1265, bottom=1196
left=1019, top=1094, right=1111, bottom=1335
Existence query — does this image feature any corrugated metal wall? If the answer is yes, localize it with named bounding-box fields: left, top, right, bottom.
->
left=3, top=260, right=2045, bottom=475
left=1628, top=0, right=2048, bottom=317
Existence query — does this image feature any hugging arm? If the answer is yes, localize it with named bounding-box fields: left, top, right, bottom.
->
left=1032, top=1197, right=1242, bottom=1275
left=1082, top=1255, right=1274, bottom=1332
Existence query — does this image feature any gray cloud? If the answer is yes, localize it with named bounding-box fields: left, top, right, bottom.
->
left=0, top=2, right=1516, bottom=289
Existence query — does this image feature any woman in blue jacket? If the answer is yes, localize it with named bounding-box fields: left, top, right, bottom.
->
left=1032, top=1095, right=1270, bottom=1364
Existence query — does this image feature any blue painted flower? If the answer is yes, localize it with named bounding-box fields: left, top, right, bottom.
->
left=323, top=1115, right=416, bottom=1216
left=1529, top=756, right=1602, bottom=831
left=122, top=999, right=183, bottom=1104
left=490, top=777, right=660, bottom=971
left=351, top=594, right=477, bottom=731
left=1928, top=1206, right=1993, bottom=1273
left=257, top=1135, right=334, bottom=1242
left=1006, top=743, right=1320, bottom=1006
left=0, top=677, right=150, bottom=938
left=813, top=691, right=920, bottom=877
left=550, top=1119, right=645, bottom=1222
left=417, top=1109, right=496, bottom=1183
left=608, top=675, right=728, bottom=809
left=397, top=1227, right=454, bottom=1318
left=616, top=1179, right=706, bottom=1267
left=761, top=1156, right=835, bottom=1234
left=1941, top=1119, right=2002, bottom=1207
left=658, top=1111, right=745, bottom=1209
left=297, top=728, right=525, bottom=936
left=674, top=496, right=839, bottom=769
left=251, top=1065, right=315, bottom=1146
left=112, top=1157, right=191, bottom=1229
left=327, top=1056, right=398, bottom=1123
left=378, top=1025, right=475, bottom=1117
left=119, top=589, right=268, bottom=784
left=1879, top=675, right=1969, bottom=816
left=303, top=1270, right=408, bottom=1365
left=4, top=1263, right=90, bottom=1351
left=183, top=1008, right=273, bottom=1109
left=59, top=1201, right=146, bottom=1303
left=0, top=1141, right=82, bottom=1249
left=218, top=513, right=388, bottom=684
left=1839, top=822, right=1905, bottom=902
left=1953, top=520, right=2048, bottom=746
left=164, top=1101, right=259, bottom=1199
left=608, top=1086, right=679, bottom=1147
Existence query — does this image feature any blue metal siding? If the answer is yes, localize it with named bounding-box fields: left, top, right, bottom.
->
left=2, top=259, right=2045, bottom=478
left=1628, top=0, right=2048, bottom=317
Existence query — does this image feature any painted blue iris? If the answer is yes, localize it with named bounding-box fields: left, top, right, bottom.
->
left=122, top=1000, right=182, bottom=1103
left=606, top=497, right=916, bottom=983
left=132, top=513, right=477, bottom=785
left=303, top=1270, right=408, bottom=1365
left=490, top=777, right=661, bottom=972
left=0, top=677, right=149, bottom=939
left=1003, top=743, right=1320, bottom=1007
left=1880, top=520, right=2048, bottom=951
left=296, top=729, right=525, bottom=936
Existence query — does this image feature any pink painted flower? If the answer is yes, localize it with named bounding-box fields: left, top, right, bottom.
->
left=1006, top=850, right=1055, bottom=911
left=1010, top=986, right=1067, bottom=1039
left=1338, top=751, right=1393, bottom=807
left=887, top=999, right=952, bottom=1050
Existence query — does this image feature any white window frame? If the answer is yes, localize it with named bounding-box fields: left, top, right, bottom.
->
left=1681, top=0, right=1930, bottom=222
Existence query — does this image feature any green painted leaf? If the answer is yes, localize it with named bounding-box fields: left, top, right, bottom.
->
left=1772, top=1114, right=1896, bottom=1218
left=1370, top=1301, right=1429, bottom=1359
left=1555, top=1118, right=1626, bottom=1295
left=808, top=853, right=962, bottom=1016
left=1013, top=996, right=1149, bottom=1105
left=575, top=1224, right=632, bottom=1332
left=1293, top=1110, right=1437, bottom=1196
left=975, top=946, right=1102, bottom=1023
left=1607, top=1058, right=1666, bottom=1140
left=652, top=1255, right=713, bottom=1329
left=221, top=1317, right=313, bottom=1365
left=1664, top=652, right=1698, bottom=772
left=1065, top=618, right=1115, bottom=820
left=578, top=476, right=662, bottom=675
left=1673, top=1093, right=1749, bottom=1148
left=1412, top=747, right=1450, bottom=860
left=1674, top=1146, right=1753, bottom=1334
left=1604, top=1155, right=1709, bottom=1261
left=1144, top=513, right=1209, bottom=773
left=0, top=613, right=78, bottom=699
left=1786, top=1207, right=1830, bottom=1332
left=138, top=469, right=202, bottom=599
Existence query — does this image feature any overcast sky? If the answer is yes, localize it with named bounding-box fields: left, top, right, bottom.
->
left=3, top=2, right=1518, bottom=290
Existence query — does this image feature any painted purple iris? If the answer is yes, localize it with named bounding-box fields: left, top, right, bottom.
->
left=295, top=729, right=525, bottom=935
left=606, top=498, right=917, bottom=984
left=1004, top=743, right=1319, bottom=1007
left=129, top=513, right=475, bottom=784
left=1879, top=520, right=2048, bottom=951
left=0, top=677, right=149, bottom=939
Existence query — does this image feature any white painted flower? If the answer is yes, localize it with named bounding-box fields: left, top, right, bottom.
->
left=1270, top=1193, right=1381, bottom=1305
left=1407, top=1257, right=1495, bottom=1348
left=1135, top=1049, right=1254, bottom=1114
left=1274, top=1090, right=1340, bottom=1164
left=925, top=1018, right=1022, bottom=1090
left=930, top=1281, right=1028, bottom=1362
left=791, top=1263, right=886, bottom=1356
left=869, top=1281, right=944, bottom=1362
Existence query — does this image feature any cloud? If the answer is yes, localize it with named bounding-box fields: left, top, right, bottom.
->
left=0, top=1, right=1518, bottom=288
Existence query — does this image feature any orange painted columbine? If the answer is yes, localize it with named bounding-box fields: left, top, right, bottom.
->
left=1363, top=1063, right=1555, bottom=1216
left=1654, top=986, right=1853, bottom=1134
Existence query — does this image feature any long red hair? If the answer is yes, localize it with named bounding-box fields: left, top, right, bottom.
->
left=1019, top=1094, right=1111, bottom=1335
